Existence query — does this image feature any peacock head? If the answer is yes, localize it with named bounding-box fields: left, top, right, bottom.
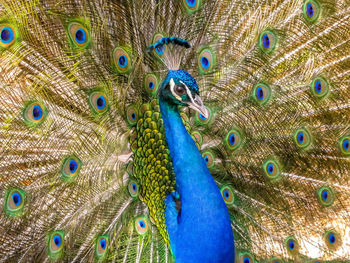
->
left=159, top=69, right=209, bottom=118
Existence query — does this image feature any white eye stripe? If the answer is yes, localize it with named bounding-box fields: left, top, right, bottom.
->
left=180, top=80, right=196, bottom=105
left=170, top=78, right=191, bottom=101
left=169, top=78, right=181, bottom=101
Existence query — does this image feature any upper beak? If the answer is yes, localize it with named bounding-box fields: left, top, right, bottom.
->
left=188, top=94, right=209, bottom=119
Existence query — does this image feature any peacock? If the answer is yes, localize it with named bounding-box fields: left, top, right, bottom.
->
left=0, top=0, right=350, bottom=262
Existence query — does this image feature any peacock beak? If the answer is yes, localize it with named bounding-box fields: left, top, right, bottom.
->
left=188, top=94, right=209, bottom=119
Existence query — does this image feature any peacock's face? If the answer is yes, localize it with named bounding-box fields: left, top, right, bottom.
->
left=159, top=70, right=209, bottom=118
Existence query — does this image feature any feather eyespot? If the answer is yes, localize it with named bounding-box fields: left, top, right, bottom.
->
left=128, top=180, right=139, bottom=198
left=285, top=236, right=299, bottom=255
left=89, top=92, right=108, bottom=114
left=135, top=216, right=149, bottom=235
left=294, top=128, right=311, bottom=149
left=48, top=231, right=64, bottom=259
left=61, top=155, right=81, bottom=181
left=191, top=131, right=203, bottom=147
left=339, top=136, right=350, bottom=156
left=202, top=151, right=215, bottom=168
left=195, top=106, right=213, bottom=125
left=310, top=76, right=328, bottom=98
left=0, top=24, right=16, bottom=48
left=324, top=230, right=341, bottom=250
left=68, top=23, right=89, bottom=48
left=126, top=105, right=138, bottom=126
left=220, top=186, right=234, bottom=205
left=198, top=47, right=216, bottom=74
left=23, top=101, right=47, bottom=127
left=253, top=83, right=271, bottom=104
left=259, top=30, right=277, bottom=53
left=225, top=129, right=242, bottom=151
left=263, top=159, right=281, bottom=180
left=4, top=188, right=26, bottom=216
left=113, top=47, right=132, bottom=74
left=183, top=0, right=201, bottom=13
left=317, top=186, right=334, bottom=206
left=144, top=74, right=159, bottom=95
left=95, top=235, right=109, bottom=259
left=303, top=0, right=321, bottom=22
left=238, top=252, right=255, bottom=263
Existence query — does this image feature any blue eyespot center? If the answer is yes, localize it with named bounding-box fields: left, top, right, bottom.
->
left=1, top=27, right=14, bottom=44
left=224, top=190, right=229, bottom=199
left=118, top=55, right=127, bottom=68
left=243, top=257, right=250, bottom=263
left=307, top=3, right=314, bottom=17
left=322, top=190, right=328, bottom=201
left=75, top=29, right=86, bottom=44
left=267, top=163, right=274, bottom=174
left=53, top=235, right=62, bottom=247
left=32, top=105, right=43, bottom=120
left=315, top=80, right=322, bottom=93
left=139, top=221, right=145, bottom=228
left=200, top=56, right=210, bottom=69
left=229, top=134, right=235, bottom=145
left=12, top=192, right=21, bottom=206
left=69, top=160, right=78, bottom=173
left=297, top=132, right=304, bottom=144
left=132, top=184, right=137, bottom=191
left=186, top=0, right=196, bottom=7
left=343, top=139, right=349, bottom=151
left=149, top=81, right=154, bottom=90
left=96, top=96, right=106, bottom=110
left=204, top=156, right=209, bottom=163
left=256, top=87, right=264, bottom=100
left=100, top=239, right=106, bottom=250
left=288, top=240, right=295, bottom=250
left=329, top=233, right=336, bottom=244
left=199, top=113, right=207, bottom=120
left=131, top=112, right=136, bottom=120
left=262, top=34, right=270, bottom=49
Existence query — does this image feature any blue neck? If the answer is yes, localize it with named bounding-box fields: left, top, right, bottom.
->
left=159, top=97, right=234, bottom=263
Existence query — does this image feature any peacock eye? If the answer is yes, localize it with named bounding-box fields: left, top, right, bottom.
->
left=5, top=188, right=26, bottom=216
left=128, top=180, right=139, bottom=198
left=317, top=186, right=334, bottom=206
left=23, top=101, right=47, bottom=127
left=61, top=155, right=81, bottom=181
left=0, top=24, right=16, bottom=48
left=135, top=216, right=149, bottom=235
left=324, top=230, right=341, bottom=250
left=95, top=235, right=109, bottom=259
left=48, top=231, right=64, bottom=259
left=175, top=85, right=186, bottom=96
left=303, top=0, right=321, bottom=23
left=285, top=236, right=299, bottom=255
left=89, top=91, right=108, bottom=114
left=68, top=23, right=89, bottom=48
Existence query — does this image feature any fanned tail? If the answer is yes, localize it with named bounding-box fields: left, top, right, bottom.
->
left=0, top=0, right=350, bottom=262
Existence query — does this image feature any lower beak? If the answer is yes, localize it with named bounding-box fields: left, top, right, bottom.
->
left=188, top=94, right=209, bottom=119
